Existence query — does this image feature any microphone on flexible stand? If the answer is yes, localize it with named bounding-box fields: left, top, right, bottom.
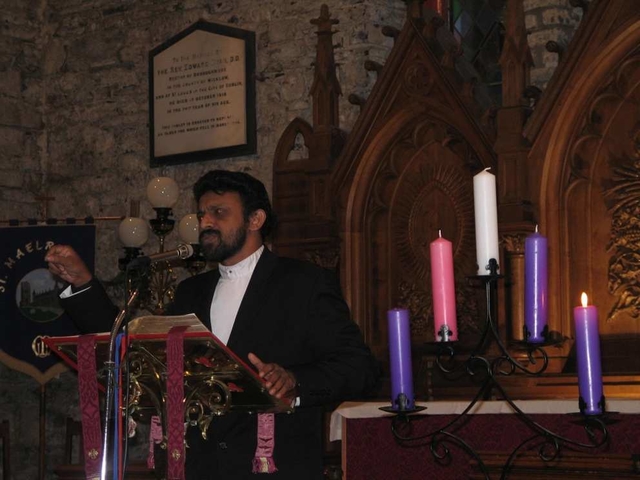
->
left=126, top=243, right=195, bottom=269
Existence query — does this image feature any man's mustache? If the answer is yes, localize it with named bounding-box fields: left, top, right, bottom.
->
left=199, top=229, right=221, bottom=241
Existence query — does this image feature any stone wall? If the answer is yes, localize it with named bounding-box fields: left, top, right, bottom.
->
left=0, top=0, right=47, bottom=220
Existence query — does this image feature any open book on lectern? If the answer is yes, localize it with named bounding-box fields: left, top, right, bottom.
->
left=43, top=313, right=294, bottom=417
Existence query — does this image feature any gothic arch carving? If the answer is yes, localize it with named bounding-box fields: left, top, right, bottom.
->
left=338, top=107, right=488, bottom=348
left=273, top=117, right=314, bottom=169
left=540, top=20, right=640, bottom=336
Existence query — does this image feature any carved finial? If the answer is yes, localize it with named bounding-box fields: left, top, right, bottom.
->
left=423, top=15, right=445, bottom=39
left=310, top=4, right=339, bottom=30
left=364, top=60, right=384, bottom=74
left=381, top=25, right=400, bottom=39
left=545, top=40, right=564, bottom=61
left=500, top=0, right=534, bottom=107
left=310, top=5, right=341, bottom=131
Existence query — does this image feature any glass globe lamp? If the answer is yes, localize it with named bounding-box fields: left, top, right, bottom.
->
left=178, top=213, right=206, bottom=274
left=146, top=177, right=180, bottom=208
left=147, top=177, right=180, bottom=249
left=178, top=214, right=200, bottom=244
left=118, top=217, right=149, bottom=270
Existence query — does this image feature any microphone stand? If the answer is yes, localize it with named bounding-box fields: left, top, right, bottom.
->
left=99, top=283, right=141, bottom=480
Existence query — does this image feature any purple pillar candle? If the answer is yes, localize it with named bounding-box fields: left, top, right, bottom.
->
left=387, top=308, right=415, bottom=411
left=524, top=226, right=548, bottom=342
left=573, top=293, right=604, bottom=415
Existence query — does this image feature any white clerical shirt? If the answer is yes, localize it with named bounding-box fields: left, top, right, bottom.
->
left=209, top=245, right=264, bottom=345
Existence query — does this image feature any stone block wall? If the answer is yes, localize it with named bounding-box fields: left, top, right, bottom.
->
left=0, top=1, right=47, bottom=219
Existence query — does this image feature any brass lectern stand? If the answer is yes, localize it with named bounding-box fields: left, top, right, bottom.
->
left=43, top=314, right=292, bottom=480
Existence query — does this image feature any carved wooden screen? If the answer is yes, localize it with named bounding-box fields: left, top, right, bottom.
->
left=273, top=8, right=499, bottom=396
left=542, top=48, right=640, bottom=336
left=526, top=1, right=640, bottom=375
left=335, top=116, right=490, bottom=351
left=329, top=17, right=499, bottom=398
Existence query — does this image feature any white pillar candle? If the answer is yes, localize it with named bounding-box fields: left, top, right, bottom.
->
left=473, top=167, right=500, bottom=274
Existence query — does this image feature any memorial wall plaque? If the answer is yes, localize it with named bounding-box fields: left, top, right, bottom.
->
left=149, top=21, right=256, bottom=166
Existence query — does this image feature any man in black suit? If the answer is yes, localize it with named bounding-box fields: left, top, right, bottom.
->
left=46, top=169, right=379, bottom=480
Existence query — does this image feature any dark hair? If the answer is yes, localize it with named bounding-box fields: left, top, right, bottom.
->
left=193, top=170, right=276, bottom=238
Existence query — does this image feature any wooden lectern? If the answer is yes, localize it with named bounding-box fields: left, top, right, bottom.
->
left=43, top=314, right=292, bottom=480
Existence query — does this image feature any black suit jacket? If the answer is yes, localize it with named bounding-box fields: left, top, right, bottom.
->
left=62, top=248, right=379, bottom=480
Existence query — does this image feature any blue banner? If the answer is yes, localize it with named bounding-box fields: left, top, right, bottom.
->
left=0, top=224, right=96, bottom=381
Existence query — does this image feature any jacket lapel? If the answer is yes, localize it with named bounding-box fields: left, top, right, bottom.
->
left=226, top=248, right=278, bottom=352
left=192, top=270, right=220, bottom=331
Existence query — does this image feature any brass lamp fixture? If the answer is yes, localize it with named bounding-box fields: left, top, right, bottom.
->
left=146, top=176, right=180, bottom=251
left=117, top=177, right=205, bottom=314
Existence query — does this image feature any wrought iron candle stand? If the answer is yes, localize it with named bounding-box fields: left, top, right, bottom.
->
left=386, top=258, right=612, bottom=480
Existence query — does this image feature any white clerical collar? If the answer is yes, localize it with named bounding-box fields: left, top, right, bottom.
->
left=218, top=245, right=264, bottom=280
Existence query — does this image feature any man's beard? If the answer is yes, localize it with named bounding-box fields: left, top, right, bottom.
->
left=199, top=223, right=248, bottom=263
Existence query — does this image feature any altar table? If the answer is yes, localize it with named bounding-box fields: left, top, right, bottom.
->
left=330, top=399, right=640, bottom=479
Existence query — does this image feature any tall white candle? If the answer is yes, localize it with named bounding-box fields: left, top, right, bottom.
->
left=473, top=168, right=500, bottom=274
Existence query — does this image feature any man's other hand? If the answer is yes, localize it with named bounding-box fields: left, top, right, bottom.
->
left=248, top=352, right=297, bottom=404
left=45, top=244, right=92, bottom=287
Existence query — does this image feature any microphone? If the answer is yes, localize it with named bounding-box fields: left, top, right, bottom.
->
left=127, top=244, right=195, bottom=269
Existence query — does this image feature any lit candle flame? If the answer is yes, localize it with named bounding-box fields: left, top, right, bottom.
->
left=581, top=292, right=588, bottom=307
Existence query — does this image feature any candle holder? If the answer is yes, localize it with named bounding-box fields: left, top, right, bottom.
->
left=379, top=393, right=427, bottom=415
left=436, top=324, right=455, bottom=342
left=385, top=257, right=610, bottom=478
left=522, top=324, right=550, bottom=344
left=579, top=395, right=606, bottom=417
left=478, top=257, right=501, bottom=279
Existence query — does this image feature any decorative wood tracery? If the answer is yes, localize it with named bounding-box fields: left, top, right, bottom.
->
left=543, top=49, right=640, bottom=336
left=529, top=1, right=640, bottom=347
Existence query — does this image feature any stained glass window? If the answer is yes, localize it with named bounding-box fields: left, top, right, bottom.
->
left=422, top=0, right=507, bottom=106
left=449, top=0, right=506, bottom=105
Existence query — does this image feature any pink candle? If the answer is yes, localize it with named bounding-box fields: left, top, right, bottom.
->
left=430, top=231, right=458, bottom=341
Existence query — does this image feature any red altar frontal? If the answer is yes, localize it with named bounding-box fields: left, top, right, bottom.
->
left=331, top=400, right=640, bottom=480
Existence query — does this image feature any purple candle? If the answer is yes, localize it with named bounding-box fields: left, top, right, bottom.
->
left=387, top=308, right=415, bottom=411
left=524, top=226, right=548, bottom=342
left=573, top=293, right=604, bottom=415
